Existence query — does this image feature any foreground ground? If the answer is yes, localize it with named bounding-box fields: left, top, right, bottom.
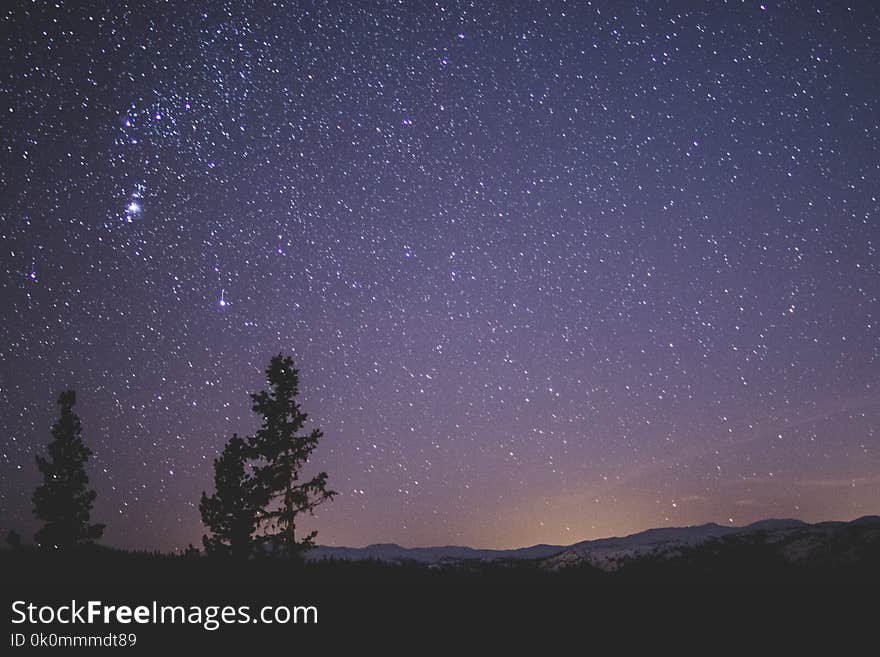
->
left=2, top=537, right=877, bottom=651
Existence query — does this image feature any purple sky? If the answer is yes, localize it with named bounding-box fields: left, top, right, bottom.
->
left=2, top=0, right=878, bottom=551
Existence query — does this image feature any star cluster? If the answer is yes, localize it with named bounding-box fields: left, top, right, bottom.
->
left=1, top=1, right=878, bottom=551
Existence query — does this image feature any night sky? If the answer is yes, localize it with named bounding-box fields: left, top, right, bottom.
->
left=2, top=1, right=878, bottom=552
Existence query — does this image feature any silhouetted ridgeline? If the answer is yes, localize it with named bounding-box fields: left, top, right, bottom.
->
left=2, top=516, right=877, bottom=649
left=302, top=515, right=880, bottom=570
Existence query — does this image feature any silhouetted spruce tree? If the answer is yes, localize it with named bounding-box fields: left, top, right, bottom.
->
left=199, top=433, right=260, bottom=559
left=6, top=529, right=22, bottom=549
left=249, top=353, right=335, bottom=556
left=32, top=391, right=104, bottom=548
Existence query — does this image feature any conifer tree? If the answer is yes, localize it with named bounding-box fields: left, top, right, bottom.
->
left=200, top=433, right=259, bottom=559
left=33, top=391, right=104, bottom=548
left=249, top=354, right=335, bottom=556
left=6, top=529, right=22, bottom=549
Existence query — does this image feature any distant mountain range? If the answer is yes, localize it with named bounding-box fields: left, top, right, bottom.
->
left=305, top=515, right=880, bottom=570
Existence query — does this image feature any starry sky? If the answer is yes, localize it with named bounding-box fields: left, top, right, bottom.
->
left=1, top=0, right=879, bottom=552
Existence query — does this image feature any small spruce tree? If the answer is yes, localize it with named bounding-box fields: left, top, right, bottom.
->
left=200, top=433, right=260, bottom=559
left=6, top=529, right=22, bottom=549
left=32, top=391, right=104, bottom=548
left=249, top=354, right=335, bottom=556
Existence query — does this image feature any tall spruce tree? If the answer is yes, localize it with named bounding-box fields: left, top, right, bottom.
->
left=200, top=433, right=260, bottom=558
left=33, top=391, right=104, bottom=548
left=249, top=354, right=335, bottom=555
